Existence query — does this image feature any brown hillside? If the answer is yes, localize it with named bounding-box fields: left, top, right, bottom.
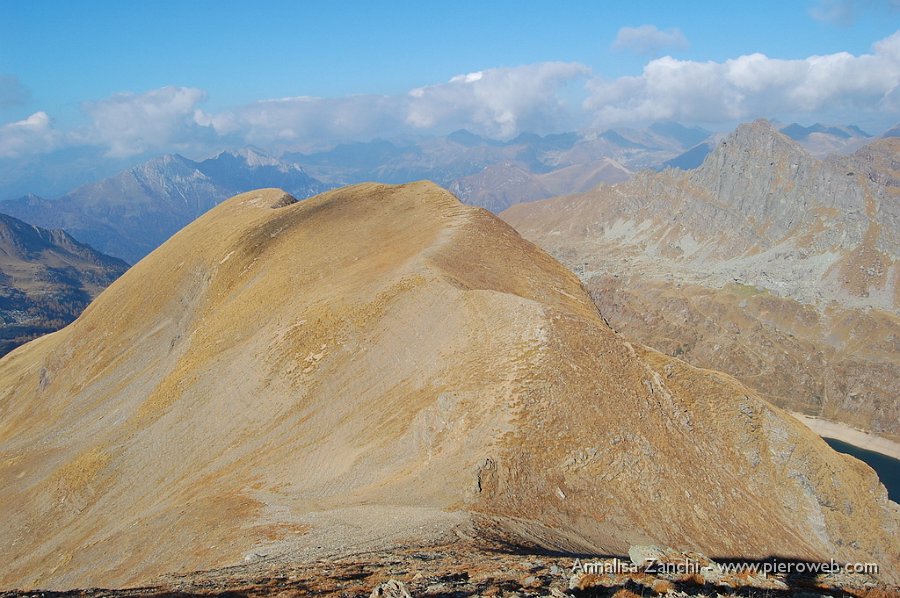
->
left=0, top=183, right=896, bottom=590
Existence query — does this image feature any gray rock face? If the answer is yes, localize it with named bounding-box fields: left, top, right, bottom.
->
left=691, top=120, right=869, bottom=249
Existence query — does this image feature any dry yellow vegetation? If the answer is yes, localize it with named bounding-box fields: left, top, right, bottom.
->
left=0, top=183, right=896, bottom=590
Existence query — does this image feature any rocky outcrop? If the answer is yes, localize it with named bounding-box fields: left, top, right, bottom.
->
left=2, top=539, right=891, bottom=597
left=502, top=121, right=900, bottom=438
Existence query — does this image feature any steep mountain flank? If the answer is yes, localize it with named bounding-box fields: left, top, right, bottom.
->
left=0, top=184, right=895, bottom=590
left=502, top=121, right=899, bottom=439
left=0, top=213, right=128, bottom=356
left=448, top=162, right=552, bottom=212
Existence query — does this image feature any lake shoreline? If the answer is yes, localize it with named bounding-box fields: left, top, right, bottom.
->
left=789, top=412, right=900, bottom=460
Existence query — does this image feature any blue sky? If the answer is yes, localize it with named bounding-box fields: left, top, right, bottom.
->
left=1, top=0, right=899, bottom=164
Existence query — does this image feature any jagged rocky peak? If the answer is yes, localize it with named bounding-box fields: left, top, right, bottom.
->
left=688, top=119, right=871, bottom=242
left=211, top=147, right=290, bottom=169
left=0, top=213, right=90, bottom=261
left=140, top=153, right=198, bottom=171
left=695, top=118, right=809, bottom=177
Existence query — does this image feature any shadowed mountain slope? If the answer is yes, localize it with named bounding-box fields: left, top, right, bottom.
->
left=0, top=213, right=128, bottom=356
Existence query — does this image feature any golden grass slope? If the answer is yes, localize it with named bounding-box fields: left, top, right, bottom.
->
left=0, top=183, right=896, bottom=589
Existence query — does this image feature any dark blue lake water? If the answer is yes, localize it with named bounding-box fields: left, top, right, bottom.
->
left=824, top=437, right=900, bottom=503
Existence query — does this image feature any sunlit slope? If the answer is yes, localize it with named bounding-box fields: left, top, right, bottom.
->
left=0, top=183, right=896, bottom=589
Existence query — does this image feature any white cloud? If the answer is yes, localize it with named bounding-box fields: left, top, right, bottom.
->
left=0, top=112, right=60, bottom=157
left=586, top=31, right=900, bottom=127
left=200, top=94, right=408, bottom=149
left=612, top=25, right=689, bottom=55
left=2, top=32, right=899, bottom=160
left=198, top=62, right=589, bottom=147
left=79, top=86, right=213, bottom=157
left=406, top=62, right=590, bottom=138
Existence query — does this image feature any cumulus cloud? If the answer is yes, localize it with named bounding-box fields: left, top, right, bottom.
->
left=2, top=33, right=900, bottom=160
left=79, top=86, right=214, bottom=157
left=586, top=31, right=900, bottom=127
left=199, top=62, right=590, bottom=147
left=406, top=62, right=590, bottom=138
left=198, top=94, right=408, bottom=149
left=612, top=25, right=689, bottom=55
left=0, top=75, right=31, bottom=108
left=0, top=112, right=61, bottom=157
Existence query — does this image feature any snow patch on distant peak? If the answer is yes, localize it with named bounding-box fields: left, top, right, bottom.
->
left=231, top=147, right=282, bottom=168
left=211, top=147, right=305, bottom=173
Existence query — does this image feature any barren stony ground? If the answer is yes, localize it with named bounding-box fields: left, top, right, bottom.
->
left=1, top=536, right=895, bottom=598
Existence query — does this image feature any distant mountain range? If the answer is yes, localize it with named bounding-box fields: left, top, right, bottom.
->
left=0, top=149, right=326, bottom=264
left=0, top=121, right=890, bottom=265
left=291, top=121, right=876, bottom=211
left=0, top=213, right=128, bottom=356
left=0, top=124, right=708, bottom=261
left=285, top=122, right=709, bottom=198
left=778, top=122, right=873, bottom=157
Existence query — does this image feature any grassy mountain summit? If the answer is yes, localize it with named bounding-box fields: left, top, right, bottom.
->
left=0, top=183, right=895, bottom=589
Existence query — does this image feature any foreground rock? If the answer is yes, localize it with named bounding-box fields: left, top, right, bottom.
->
left=0, top=183, right=896, bottom=590
left=0, top=540, right=894, bottom=597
